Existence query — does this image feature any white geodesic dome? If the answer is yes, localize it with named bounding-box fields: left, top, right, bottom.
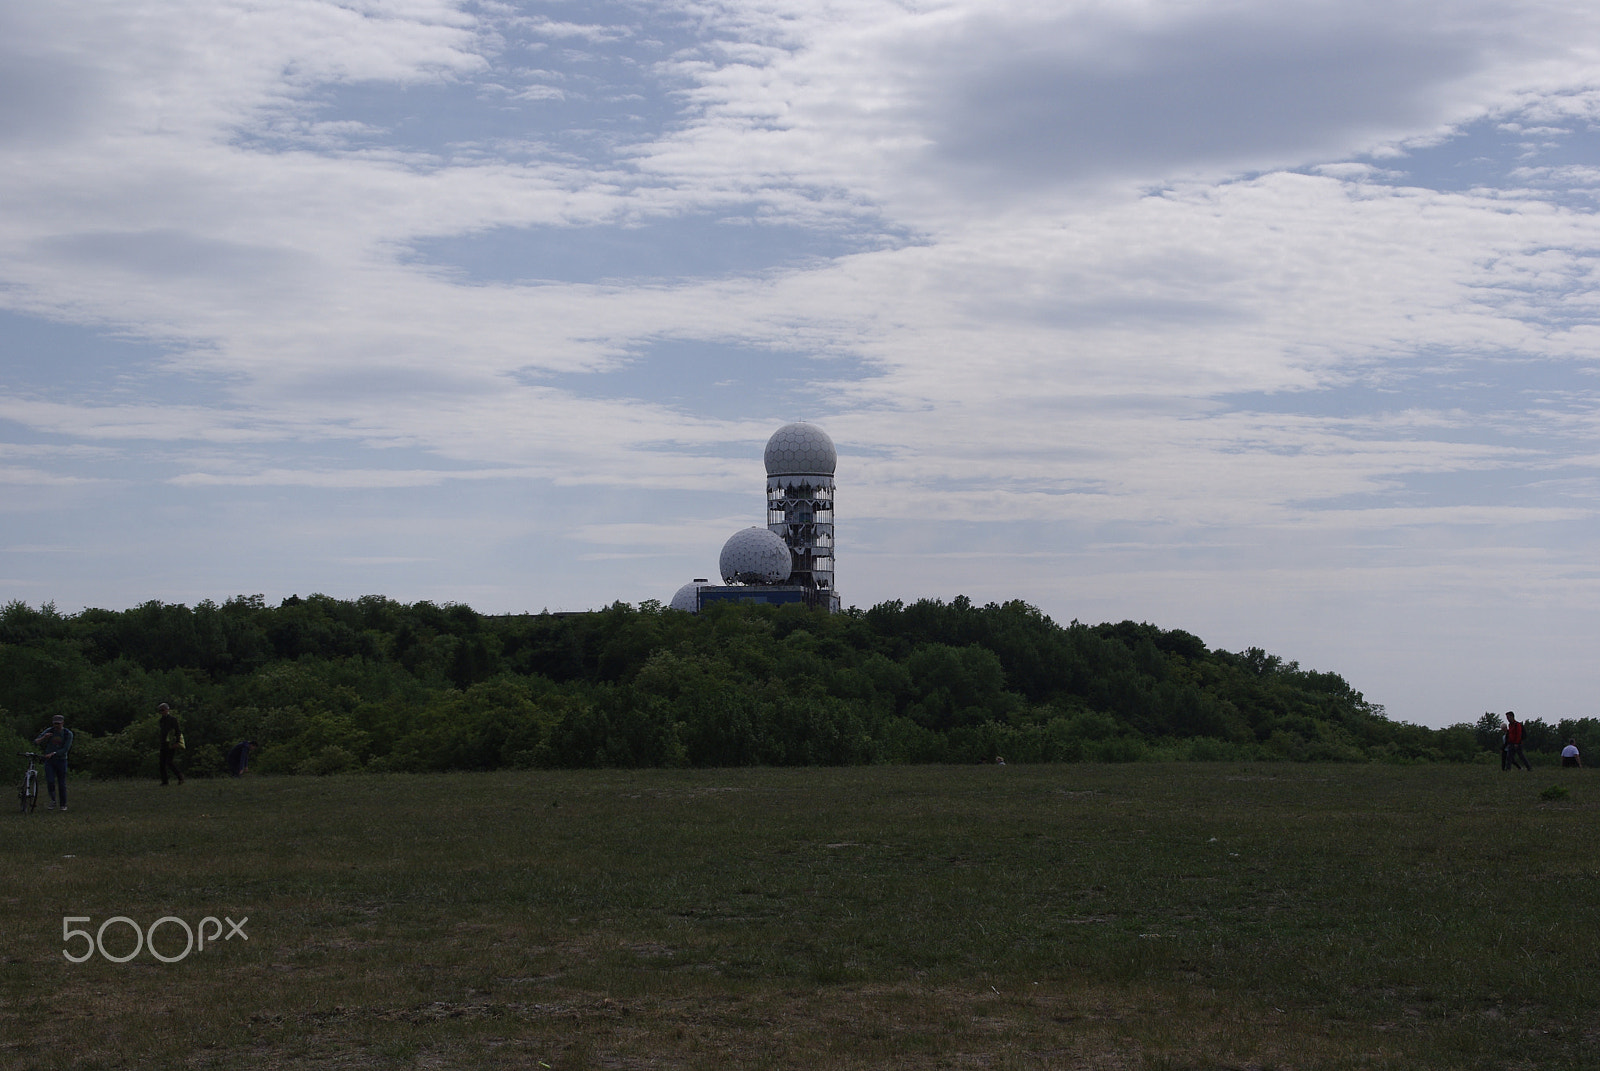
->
left=764, top=421, right=836, bottom=476
left=719, top=527, right=792, bottom=584
left=670, top=580, right=712, bottom=612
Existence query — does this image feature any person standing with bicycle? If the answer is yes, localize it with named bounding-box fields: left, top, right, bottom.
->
left=33, top=715, right=73, bottom=811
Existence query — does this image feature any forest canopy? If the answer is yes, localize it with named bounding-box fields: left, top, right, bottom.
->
left=2, top=595, right=1589, bottom=776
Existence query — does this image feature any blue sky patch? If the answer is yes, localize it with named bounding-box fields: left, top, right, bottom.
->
left=409, top=212, right=892, bottom=284
left=524, top=339, right=873, bottom=422
left=0, top=310, right=224, bottom=405
left=1359, top=112, right=1600, bottom=203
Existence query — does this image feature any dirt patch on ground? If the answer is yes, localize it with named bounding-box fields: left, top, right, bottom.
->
left=221, top=983, right=1356, bottom=1071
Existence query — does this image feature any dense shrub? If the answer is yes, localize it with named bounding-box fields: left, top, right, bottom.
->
left=1, top=594, right=1565, bottom=774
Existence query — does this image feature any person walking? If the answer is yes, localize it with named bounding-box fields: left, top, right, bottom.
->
left=158, top=703, right=185, bottom=785
left=1504, top=711, right=1531, bottom=771
left=1561, top=739, right=1582, bottom=768
left=33, top=715, right=73, bottom=811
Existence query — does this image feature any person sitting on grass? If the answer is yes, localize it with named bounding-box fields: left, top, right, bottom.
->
left=1561, top=739, right=1582, bottom=768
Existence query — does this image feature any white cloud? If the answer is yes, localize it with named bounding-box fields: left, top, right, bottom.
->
left=0, top=466, right=98, bottom=487
left=631, top=0, right=1600, bottom=219
left=167, top=466, right=524, bottom=488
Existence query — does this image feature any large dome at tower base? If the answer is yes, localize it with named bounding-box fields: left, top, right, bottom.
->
left=719, top=527, right=793, bottom=585
left=670, top=580, right=710, bottom=612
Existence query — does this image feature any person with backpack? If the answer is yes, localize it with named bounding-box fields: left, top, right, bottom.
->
left=1504, top=711, right=1531, bottom=771
left=158, top=703, right=186, bottom=785
left=33, top=715, right=73, bottom=811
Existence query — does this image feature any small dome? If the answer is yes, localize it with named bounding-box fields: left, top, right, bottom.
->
left=669, top=581, right=707, bottom=612
left=719, top=527, right=792, bottom=585
left=764, top=422, right=836, bottom=476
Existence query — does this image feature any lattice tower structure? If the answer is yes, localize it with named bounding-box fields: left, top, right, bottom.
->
left=763, top=422, right=836, bottom=608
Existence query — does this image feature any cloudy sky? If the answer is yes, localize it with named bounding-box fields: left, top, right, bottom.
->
left=4, top=0, right=1599, bottom=728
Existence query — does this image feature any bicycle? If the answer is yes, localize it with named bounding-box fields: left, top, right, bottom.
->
left=18, top=752, right=42, bottom=814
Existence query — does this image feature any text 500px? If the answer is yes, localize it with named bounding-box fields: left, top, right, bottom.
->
left=63, top=915, right=249, bottom=963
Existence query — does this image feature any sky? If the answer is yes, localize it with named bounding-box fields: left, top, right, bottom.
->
left=3, top=0, right=1599, bottom=729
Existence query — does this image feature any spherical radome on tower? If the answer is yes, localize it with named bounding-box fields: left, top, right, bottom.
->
left=764, top=421, right=836, bottom=476
left=719, top=527, right=792, bottom=585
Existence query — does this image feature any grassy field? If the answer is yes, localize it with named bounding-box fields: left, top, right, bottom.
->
left=2, top=762, right=1596, bottom=1070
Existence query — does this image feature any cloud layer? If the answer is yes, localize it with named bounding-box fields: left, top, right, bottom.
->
left=3, top=0, right=1599, bottom=727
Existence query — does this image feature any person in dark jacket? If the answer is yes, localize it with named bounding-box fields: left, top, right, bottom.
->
left=226, top=740, right=256, bottom=777
left=158, top=703, right=185, bottom=785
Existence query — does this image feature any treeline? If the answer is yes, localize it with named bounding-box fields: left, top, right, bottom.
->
left=1, top=594, right=1591, bottom=776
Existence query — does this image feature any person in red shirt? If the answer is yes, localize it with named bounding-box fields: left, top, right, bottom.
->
left=1504, top=711, right=1531, bottom=771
